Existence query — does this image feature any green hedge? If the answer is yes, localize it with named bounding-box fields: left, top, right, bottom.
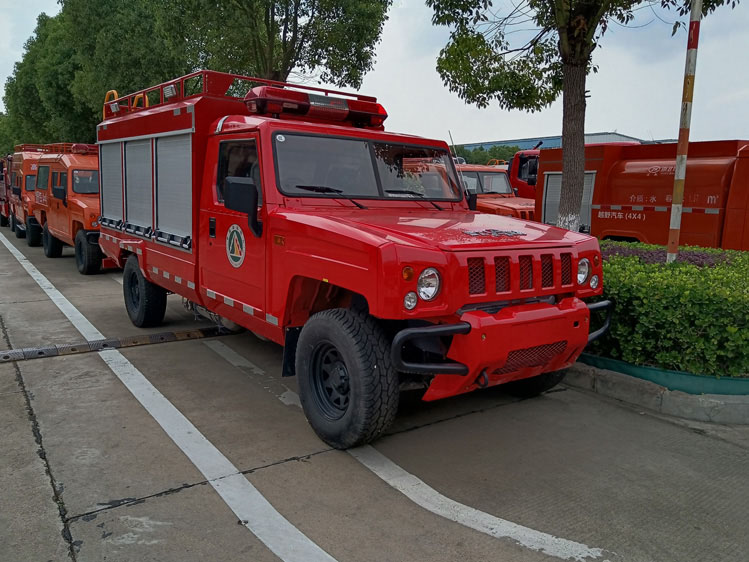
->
left=590, top=241, right=749, bottom=377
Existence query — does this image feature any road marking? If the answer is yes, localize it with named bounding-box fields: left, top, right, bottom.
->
left=0, top=232, right=336, bottom=562
left=109, top=273, right=124, bottom=285
left=348, top=445, right=608, bottom=562
left=204, top=338, right=609, bottom=561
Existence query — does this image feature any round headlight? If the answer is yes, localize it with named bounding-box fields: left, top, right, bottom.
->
left=577, top=258, right=591, bottom=285
left=404, top=291, right=418, bottom=310
left=590, top=274, right=600, bottom=290
left=417, top=268, right=441, bottom=301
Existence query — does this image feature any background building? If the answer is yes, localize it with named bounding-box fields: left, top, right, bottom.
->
left=461, top=132, right=675, bottom=151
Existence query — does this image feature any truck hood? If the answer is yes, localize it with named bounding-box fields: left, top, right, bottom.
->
left=478, top=196, right=536, bottom=212
left=283, top=209, right=587, bottom=251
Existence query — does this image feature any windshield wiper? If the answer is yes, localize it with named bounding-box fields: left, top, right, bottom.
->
left=385, top=189, right=444, bottom=210
left=294, top=184, right=367, bottom=209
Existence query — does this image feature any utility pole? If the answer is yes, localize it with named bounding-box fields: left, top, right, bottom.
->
left=666, top=0, right=703, bottom=263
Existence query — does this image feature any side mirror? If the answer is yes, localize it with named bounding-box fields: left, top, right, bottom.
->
left=466, top=191, right=477, bottom=211
left=224, top=176, right=262, bottom=237
left=513, top=187, right=519, bottom=196
left=52, top=185, right=67, bottom=204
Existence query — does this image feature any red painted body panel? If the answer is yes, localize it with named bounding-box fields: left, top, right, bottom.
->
left=97, top=70, right=605, bottom=400
left=536, top=140, right=749, bottom=250
left=9, top=146, right=45, bottom=227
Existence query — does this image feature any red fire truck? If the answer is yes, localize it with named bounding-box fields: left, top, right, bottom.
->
left=0, top=156, right=9, bottom=227
left=536, top=140, right=749, bottom=249
left=457, top=164, right=536, bottom=220
left=8, top=144, right=46, bottom=243
left=97, top=70, right=610, bottom=448
left=31, top=143, right=109, bottom=273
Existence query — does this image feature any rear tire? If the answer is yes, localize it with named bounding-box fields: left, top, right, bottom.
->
left=42, top=223, right=63, bottom=258
left=9, top=214, right=15, bottom=232
left=75, top=230, right=102, bottom=275
left=0, top=214, right=7, bottom=227
left=502, top=370, right=567, bottom=398
left=26, top=219, right=42, bottom=247
left=296, top=308, right=399, bottom=449
left=123, top=254, right=167, bottom=327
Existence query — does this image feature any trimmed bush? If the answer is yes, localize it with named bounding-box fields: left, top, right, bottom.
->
left=590, top=241, right=749, bottom=377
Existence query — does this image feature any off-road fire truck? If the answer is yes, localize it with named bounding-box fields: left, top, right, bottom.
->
left=97, top=70, right=611, bottom=448
left=0, top=156, right=8, bottom=227
left=31, top=143, right=111, bottom=273
left=457, top=164, right=536, bottom=220
left=8, top=144, right=46, bottom=243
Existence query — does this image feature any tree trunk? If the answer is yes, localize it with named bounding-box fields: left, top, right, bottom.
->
left=557, top=62, right=587, bottom=233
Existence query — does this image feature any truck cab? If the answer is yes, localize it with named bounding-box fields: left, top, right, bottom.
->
left=97, top=71, right=610, bottom=449
left=9, top=144, right=46, bottom=243
left=0, top=157, right=8, bottom=227
left=33, top=143, right=106, bottom=273
left=507, top=149, right=540, bottom=199
left=457, top=163, right=536, bottom=220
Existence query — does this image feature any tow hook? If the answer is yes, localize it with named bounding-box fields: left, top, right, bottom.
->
left=475, top=370, right=489, bottom=389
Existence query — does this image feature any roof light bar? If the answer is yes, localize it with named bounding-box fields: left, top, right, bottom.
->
left=244, top=86, right=387, bottom=128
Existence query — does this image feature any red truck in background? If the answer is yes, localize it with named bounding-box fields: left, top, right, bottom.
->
left=457, top=163, right=536, bottom=220
left=31, top=143, right=110, bottom=273
left=97, top=70, right=610, bottom=448
left=8, top=144, right=46, bottom=244
left=536, top=140, right=749, bottom=250
left=507, top=148, right=540, bottom=199
left=0, top=156, right=8, bottom=227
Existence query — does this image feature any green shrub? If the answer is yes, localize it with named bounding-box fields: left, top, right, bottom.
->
left=590, top=241, right=749, bottom=377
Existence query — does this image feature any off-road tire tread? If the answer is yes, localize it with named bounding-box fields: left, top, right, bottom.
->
left=298, top=308, right=399, bottom=448
left=42, top=223, right=63, bottom=258
left=503, top=369, right=567, bottom=398
left=14, top=216, right=25, bottom=238
left=75, top=230, right=102, bottom=275
left=123, top=255, right=167, bottom=327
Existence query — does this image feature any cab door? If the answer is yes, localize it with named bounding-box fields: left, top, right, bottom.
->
left=199, top=134, right=266, bottom=321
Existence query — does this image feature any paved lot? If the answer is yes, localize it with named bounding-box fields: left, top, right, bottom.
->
left=1, top=229, right=748, bottom=562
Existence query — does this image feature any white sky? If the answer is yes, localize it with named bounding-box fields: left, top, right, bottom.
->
left=2, top=0, right=747, bottom=145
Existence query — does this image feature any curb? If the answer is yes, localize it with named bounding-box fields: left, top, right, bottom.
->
left=564, top=362, right=749, bottom=425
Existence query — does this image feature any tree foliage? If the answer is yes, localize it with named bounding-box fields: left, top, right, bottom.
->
left=455, top=144, right=520, bottom=164
left=427, top=0, right=738, bottom=231
left=2, top=0, right=392, bottom=153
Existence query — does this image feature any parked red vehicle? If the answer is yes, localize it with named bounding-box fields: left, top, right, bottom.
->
left=8, top=144, right=46, bottom=243
left=536, top=140, right=749, bottom=249
left=507, top=149, right=540, bottom=199
left=31, top=143, right=110, bottom=273
left=0, top=156, right=9, bottom=227
left=97, top=70, right=610, bottom=448
left=457, top=164, right=536, bottom=220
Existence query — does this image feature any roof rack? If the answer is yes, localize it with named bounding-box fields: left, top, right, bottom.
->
left=44, top=143, right=98, bottom=155
left=14, top=144, right=47, bottom=153
left=102, top=69, right=378, bottom=120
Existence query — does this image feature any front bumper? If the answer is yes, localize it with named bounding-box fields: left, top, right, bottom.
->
left=392, top=298, right=613, bottom=401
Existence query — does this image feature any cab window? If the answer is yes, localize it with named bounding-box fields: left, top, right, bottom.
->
left=460, top=172, right=480, bottom=194
left=25, top=175, right=36, bottom=191
left=36, top=166, right=49, bottom=190
left=72, top=170, right=97, bottom=194
left=216, top=140, right=262, bottom=205
left=59, top=172, right=68, bottom=190
left=52, top=172, right=59, bottom=188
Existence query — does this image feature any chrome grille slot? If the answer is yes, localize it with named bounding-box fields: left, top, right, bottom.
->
left=468, top=258, right=486, bottom=295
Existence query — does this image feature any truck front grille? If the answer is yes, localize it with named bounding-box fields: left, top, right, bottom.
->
left=493, top=340, right=568, bottom=375
left=464, top=252, right=574, bottom=297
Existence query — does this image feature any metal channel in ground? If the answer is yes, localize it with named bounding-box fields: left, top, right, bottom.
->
left=0, top=326, right=231, bottom=363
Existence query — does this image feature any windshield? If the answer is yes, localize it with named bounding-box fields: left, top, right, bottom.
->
left=478, top=172, right=512, bottom=194
left=274, top=133, right=462, bottom=201
left=72, top=170, right=99, bottom=194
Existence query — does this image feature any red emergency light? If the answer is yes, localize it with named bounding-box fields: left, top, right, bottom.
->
left=244, top=86, right=388, bottom=128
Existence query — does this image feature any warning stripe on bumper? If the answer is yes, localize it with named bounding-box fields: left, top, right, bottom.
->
left=0, top=326, right=229, bottom=364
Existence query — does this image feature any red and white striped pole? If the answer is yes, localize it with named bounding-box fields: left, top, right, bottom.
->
left=666, top=0, right=703, bottom=263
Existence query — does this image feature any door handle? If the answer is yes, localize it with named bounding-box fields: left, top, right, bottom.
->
left=209, top=217, right=216, bottom=238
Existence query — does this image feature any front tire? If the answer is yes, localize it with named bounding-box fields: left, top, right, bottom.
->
left=75, top=230, right=102, bottom=275
left=26, top=219, right=42, bottom=246
left=14, top=216, right=25, bottom=239
left=0, top=214, right=8, bottom=227
left=296, top=309, right=399, bottom=449
left=9, top=214, right=15, bottom=232
left=502, top=370, right=567, bottom=398
left=123, top=254, right=167, bottom=327
left=42, top=223, right=63, bottom=258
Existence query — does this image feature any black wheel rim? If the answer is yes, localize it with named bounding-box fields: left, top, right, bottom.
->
left=310, top=342, right=350, bottom=420
left=127, top=271, right=140, bottom=310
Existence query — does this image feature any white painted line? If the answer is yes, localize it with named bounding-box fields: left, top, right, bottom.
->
left=110, top=273, right=124, bottom=286
left=348, top=445, right=608, bottom=562
left=0, top=232, right=336, bottom=562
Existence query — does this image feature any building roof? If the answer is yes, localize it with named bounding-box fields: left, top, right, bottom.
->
left=461, top=132, right=675, bottom=151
